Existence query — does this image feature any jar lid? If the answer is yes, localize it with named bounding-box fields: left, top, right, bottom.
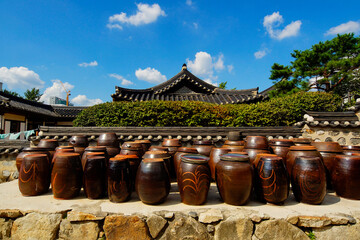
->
left=292, top=138, right=312, bottom=143
left=85, top=146, right=107, bottom=151
left=289, top=146, right=317, bottom=151
left=176, top=147, right=198, bottom=154
left=23, top=153, right=48, bottom=159
left=143, top=158, right=164, bottom=163
left=114, top=154, right=139, bottom=160
left=56, top=146, right=74, bottom=150
left=181, top=154, right=209, bottom=164
left=311, top=142, right=343, bottom=153
left=143, top=151, right=170, bottom=159
left=134, top=140, right=151, bottom=144
left=220, top=153, right=249, bottom=162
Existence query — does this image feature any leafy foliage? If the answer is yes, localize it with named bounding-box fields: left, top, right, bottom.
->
left=24, top=88, right=42, bottom=102
left=3, top=89, right=21, bottom=97
left=74, top=92, right=342, bottom=127
left=269, top=33, right=360, bottom=97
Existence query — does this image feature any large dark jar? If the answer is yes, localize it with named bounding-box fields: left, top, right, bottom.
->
left=52, top=146, right=74, bottom=164
left=255, top=155, right=289, bottom=204
left=114, top=154, right=140, bottom=189
left=215, top=154, right=253, bottom=205
left=108, top=158, right=132, bottom=202
left=135, top=158, right=170, bottom=205
left=291, top=156, right=326, bottom=205
left=244, top=149, right=271, bottom=165
left=342, top=145, right=360, bottom=156
left=192, top=140, right=214, bottom=156
left=51, top=153, right=83, bottom=199
left=244, top=136, right=268, bottom=149
left=269, top=139, right=294, bottom=163
left=209, top=148, right=231, bottom=180
left=286, top=146, right=322, bottom=177
left=69, top=135, right=89, bottom=147
left=134, top=140, right=152, bottom=152
left=292, top=138, right=312, bottom=146
left=83, top=155, right=106, bottom=199
left=97, top=132, right=119, bottom=147
left=332, top=155, right=360, bottom=200
left=120, top=142, right=144, bottom=158
left=174, top=147, right=198, bottom=176
left=37, top=139, right=59, bottom=150
left=19, top=154, right=50, bottom=196
left=16, top=147, right=51, bottom=171
left=178, top=155, right=211, bottom=205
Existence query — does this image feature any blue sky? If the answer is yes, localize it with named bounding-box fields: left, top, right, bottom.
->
left=0, top=0, right=359, bottom=106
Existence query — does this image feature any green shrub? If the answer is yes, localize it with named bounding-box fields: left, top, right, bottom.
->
left=73, top=92, right=342, bottom=127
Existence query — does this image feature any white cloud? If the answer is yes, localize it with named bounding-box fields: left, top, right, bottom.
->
left=254, top=49, right=268, bottom=59
left=186, top=0, right=193, bottom=6
left=135, top=67, right=167, bottom=84
left=109, top=73, right=134, bottom=86
left=325, top=21, right=360, bottom=36
left=0, top=66, right=44, bottom=90
left=71, top=95, right=103, bottom=106
left=227, top=65, right=234, bottom=73
left=186, top=51, right=229, bottom=85
left=78, top=61, right=98, bottom=67
left=193, top=22, right=198, bottom=29
left=39, top=79, right=74, bottom=104
left=263, top=12, right=302, bottom=40
left=107, top=3, right=165, bottom=30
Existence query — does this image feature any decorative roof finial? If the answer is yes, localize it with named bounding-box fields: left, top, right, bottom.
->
left=182, top=63, right=187, bottom=70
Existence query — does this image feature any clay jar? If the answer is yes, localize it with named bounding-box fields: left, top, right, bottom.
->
left=83, top=155, right=106, bottom=199
left=37, top=139, right=59, bottom=150
left=253, top=153, right=278, bottom=168
left=16, top=147, right=51, bottom=171
left=134, top=140, right=152, bottom=152
left=332, top=155, right=360, bottom=200
left=223, top=139, right=245, bottom=152
left=162, top=138, right=182, bottom=155
left=215, top=154, right=253, bottom=205
left=51, top=153, right=83, bottom=199
left=342, top=145, right=360, bottom=156
left=69, top=135, right=89, bottom=156
left=291, top=156, right=326, bottom=205
left=108, top=158, right=132, bottom=202
left=52, top=146, right=74, bottom=164
left=244, top=136, right=268, bottom=149
left=120, top=142, right=144, bottom=158
left=97, top=132, right=119, bottom=147
left=174, top=147, right=198, bottom=177
left=292, top=138, right=312, bottom=146
left=114, top=154, right=140, bottom=189
left=269, top=139, right=294, bottom=164
left=286, top=146, right=322, bottom=177
left=149, top=146, right=169, bottom=152
left=255, top=155, right=289, bottom=204
left=19, top=154, right=50, bottom=196
left=311, top=142, right=343, bottom=188
left=244, top=149, right=271, bottom=165
left=178, top=155, right=211, bottom=205
left=135, top=158, right=170, bottom=205
left=192, top=140, right=214, bottom=156
left=82, top=146, right=108, bottom=170
left=209, top=148, right=231, bottom=180
left=142, top=151, right=171, bottom=179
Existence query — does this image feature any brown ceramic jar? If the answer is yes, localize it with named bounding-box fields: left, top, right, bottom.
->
left=216, top=154, right=253, bottom=205
left=332, top=155, right=360, bottom=200
left=291, top=156, right=326, bottom=204
left=83, top=155, right=106, bottom=199
left=52, top=146, right=74, bottom=164
left=311, top=142, right=343, bottom=188
left=255, top=155, right=289, bottom=204
left=134, top=140, right=152, bottom=152
left=209, top=148, right=231, bottom=180
left=51, top=153, right=83, bottom=199
left=142, top=151, right=172, bottom=178
left=244, top=149, right=271, bottom=165
left=120, top=142, right=144, bottom=158
left=135, top=158, right=170, bottom=205
left=244, top=136, right=268, bottom=149
left=16, top=147, right=51, bottom=171
left=269, top=139, right=294, bottom=164
left=149, top=146, right=169, bottom=152
left=162, top=139, right=182, bottom=157
left=253, top=153, right=278, bottom=168
left=286, top=146, right=322, bottom=177
left=342, top=145, right=360, bottom=156
left=37, top=139, right=59, bottom=150
left=19, top=154, right=50, bottom=196
left=292, top=138, right=312, bottom=146
left=69, top=135, right=89, bottom=147
left=97, top=132, right=119, bottom=147
left=82, top=146, right=108, bottom=170
left=223, top=140, right=245, bottom=152
left=224, top=140, right=245, bottom=146
left=192, top=140, right=214, bottom=156
left=114, top=154, right=141, bottom=189
left=178, top=155, right=211, bottom=205
left=108, top=158, right=132, bottom=202
left=174, top=147, right=198, bottom=177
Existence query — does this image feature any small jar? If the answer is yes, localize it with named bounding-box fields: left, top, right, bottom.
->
left=216, top=154, right=253, bottom=205
left=291, top=156, right=326, bottom=204
left=135, top=158, right=170, bottom=205
left=108, top=158, right=132, bottom=202
left=244, top=136, right=268, bottom=149
left=178, top=155, right=211, bottom=205
left=19, top=154, right=50, bottom=196
left=192, top=140, right=214, bottom=156
left=97, top=133, right=119, bottom=147
left=120, top=142, right=144, bottom=158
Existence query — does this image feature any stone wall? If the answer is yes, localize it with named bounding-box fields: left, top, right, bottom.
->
left=0, top=160, right=17, bottom=184
left=1, top=209, right=360, bottom=240
left=301, top=124, right=360, bottom=145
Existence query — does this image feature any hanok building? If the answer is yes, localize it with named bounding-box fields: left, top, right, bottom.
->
left=111, top=64, right=265, bottom=104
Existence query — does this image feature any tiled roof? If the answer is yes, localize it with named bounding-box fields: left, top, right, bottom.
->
left=111, top=65, right=264, bottom=105
left=52, top=106, right=87, bottom=118
left=295, top=111, right=360, bottom=128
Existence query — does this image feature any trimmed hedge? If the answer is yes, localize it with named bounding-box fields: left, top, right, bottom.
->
left=73, top=92, right=342, bottom=127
